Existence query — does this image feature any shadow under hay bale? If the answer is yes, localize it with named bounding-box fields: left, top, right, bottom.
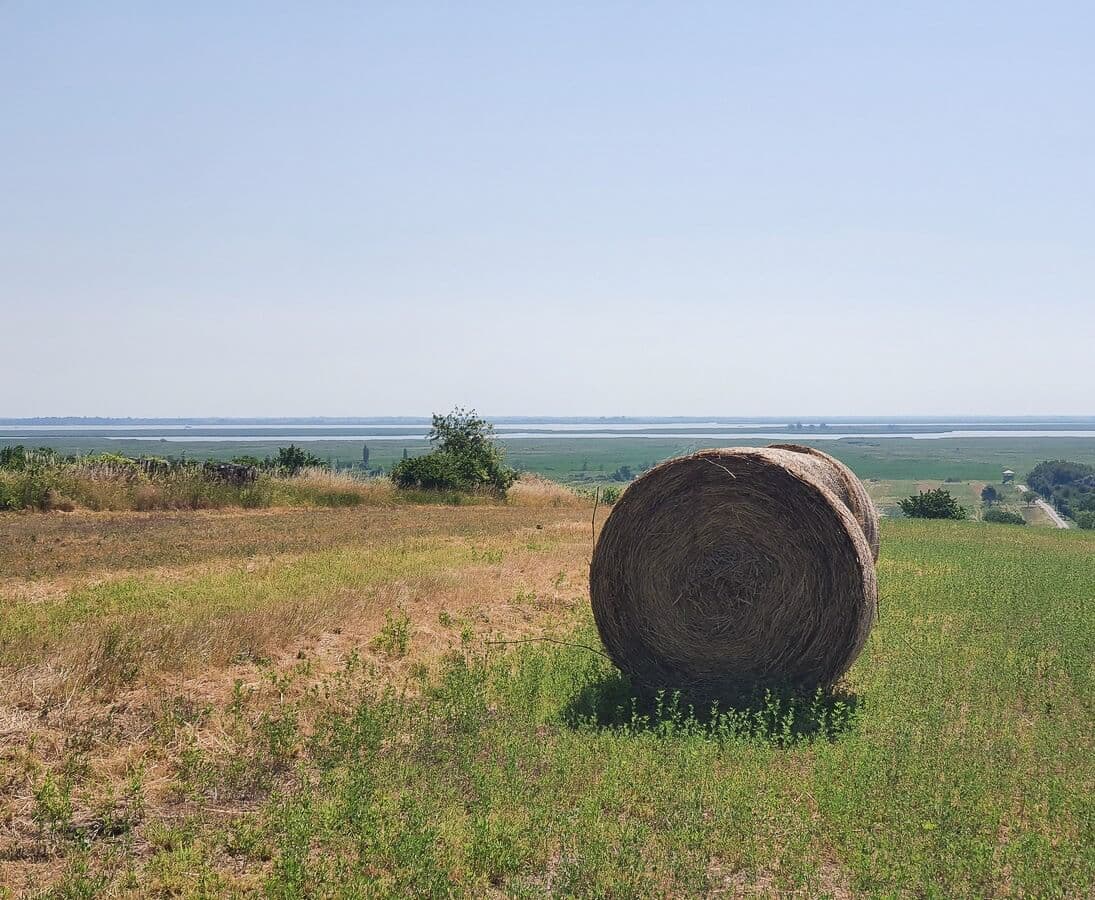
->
left=561, top=670, right=862, bottom=745
left=589, top=445, right=879, bottom=704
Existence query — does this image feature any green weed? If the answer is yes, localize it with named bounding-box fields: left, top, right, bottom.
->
left=370, top=608, right=411, bottom=658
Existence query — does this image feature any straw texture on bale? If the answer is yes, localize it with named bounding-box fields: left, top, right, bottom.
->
left=589, top=445, right=880, bottom=701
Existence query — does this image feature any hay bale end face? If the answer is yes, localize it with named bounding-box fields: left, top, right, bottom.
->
left=589, top=446, right=879, bottom=702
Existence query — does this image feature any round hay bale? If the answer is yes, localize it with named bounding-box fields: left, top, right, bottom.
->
left=589, top=445, right=879, bottom=701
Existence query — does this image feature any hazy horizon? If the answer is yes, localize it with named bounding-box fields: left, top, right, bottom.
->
left=5, top=414, right=1095, bottom=425
left=4, top=3, right=1093, bottom=417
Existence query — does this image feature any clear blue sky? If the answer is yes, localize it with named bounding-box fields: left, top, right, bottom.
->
left=3, top=2, right=1092, bottom=417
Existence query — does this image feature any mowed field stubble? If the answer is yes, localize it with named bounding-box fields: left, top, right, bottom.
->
left=1, top=494, right=1092, bottom=897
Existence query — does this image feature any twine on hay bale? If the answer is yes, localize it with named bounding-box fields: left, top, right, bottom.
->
left=589, top=445, right=880, bottom=702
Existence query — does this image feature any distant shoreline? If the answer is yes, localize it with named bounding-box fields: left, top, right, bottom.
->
left=4, top=415, right=1095, bottom=427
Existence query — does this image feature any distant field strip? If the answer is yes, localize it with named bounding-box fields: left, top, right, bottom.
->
left=8, top=434, right=1095, bottom=485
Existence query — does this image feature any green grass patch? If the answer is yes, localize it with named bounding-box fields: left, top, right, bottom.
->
left=101, top=520, right=1093, bottom=896
left=9, top=518, right=1093, bottom=894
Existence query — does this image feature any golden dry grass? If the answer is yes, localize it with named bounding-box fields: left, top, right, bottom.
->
left=0, top=498, right=598, bottom=892
left=273, top=466, right=401, bottom=506
left=1, top=460, right=583, bottom=515
left=506, top=473, right=591, bottom=508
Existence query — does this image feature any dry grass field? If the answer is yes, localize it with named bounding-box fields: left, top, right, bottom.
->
left=1, top=492, right=594, bottom=895
left=1, top=494, right=1092, bottom=896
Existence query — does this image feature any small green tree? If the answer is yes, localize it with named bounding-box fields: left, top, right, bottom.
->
left=0, top=445, right=28, bottom=470
left=898, top=488, right=967, bottom=520
left=1021, top=490, right=1037, bottom=505
left=273, top=445, right=323, bottom=474
left=390, top=408, right=516, bottom=495
left=980, top=484, right=998, bottom=504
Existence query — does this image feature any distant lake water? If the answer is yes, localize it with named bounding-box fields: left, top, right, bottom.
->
left=4, top=424, right=1095, bottom=442
left=132, top=430, right=1095, bottom=442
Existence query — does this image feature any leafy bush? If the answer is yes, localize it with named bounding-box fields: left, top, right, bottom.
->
left=1076, top=511, right=1095, bottom=530
left=1, top=445, right=59, bottom=471
left=898, top=488, right=967, bottom=520
left=600, top=485, right=621, bottom=504
left=85, top=452, right=140, bottom=470
left=0, top=469, right=56, bottom=510
left=980, top=484, right=998, bottom=504
left=390, top=408, right=516, bottom=495
left=272, top=445, right=324, bottom=474
left=983, top=508, right=1025, bottom=525
left=0, top=445, right=28, bottom=470
left=390, top=452, right=462, bottom=491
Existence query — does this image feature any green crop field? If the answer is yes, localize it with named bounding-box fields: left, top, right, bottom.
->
left=8, top=432, right=1095, bottom=483
left=1, top=501, right=1091, bottom=896
left=6, top=435, right=1095, bottom=481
